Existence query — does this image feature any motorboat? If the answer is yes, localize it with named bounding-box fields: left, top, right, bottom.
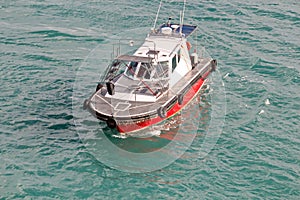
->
left=83, top=1, right=217, bottom=134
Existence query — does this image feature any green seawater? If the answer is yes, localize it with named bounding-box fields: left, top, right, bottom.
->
left=0, top=0, right=299, bottom=199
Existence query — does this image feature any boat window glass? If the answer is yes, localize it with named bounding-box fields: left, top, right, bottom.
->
left=156, top=61, right=169, bottom=78
left=172, top=55, right=177, bottom=72
left=137, top=63, right=151, bottom=79
left=178, top=50, right=181, bottom=63
left=125, top=61, right=138, bottom=78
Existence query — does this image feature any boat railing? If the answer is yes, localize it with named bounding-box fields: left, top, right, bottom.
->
left=110, top=39, right=151, bottom=60
left=198, top=46, right=211, bottom=59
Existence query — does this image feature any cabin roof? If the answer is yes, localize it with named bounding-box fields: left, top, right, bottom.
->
left=133, top=36, right=183, bottom=61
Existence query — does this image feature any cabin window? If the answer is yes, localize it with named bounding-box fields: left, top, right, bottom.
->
left=125, top=61, right=138, bottom=78
left=156, top=61, right=169, bottom=78
left=137, top=63, right=151, bottom=79
left=172, top=55, right=177, bottom=72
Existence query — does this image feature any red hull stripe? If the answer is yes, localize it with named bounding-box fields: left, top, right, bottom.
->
left=117, top=71, right=210, bottom=133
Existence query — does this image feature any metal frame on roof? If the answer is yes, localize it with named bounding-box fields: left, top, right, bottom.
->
left=116, top=55, right=153, bottom=63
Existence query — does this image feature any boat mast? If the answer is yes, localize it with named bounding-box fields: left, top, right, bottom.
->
left=180, top=0, right=186, bottom=34
left=152, top=0, right=163, bottom=31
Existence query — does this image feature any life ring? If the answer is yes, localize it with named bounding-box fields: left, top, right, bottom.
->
left=106, top=118, right=117, bottom=129
left=157, top=106, right=167, bottom=118
left=96, top=83, right=103, bottom=92
left=83, top=99, right=90, bottom=110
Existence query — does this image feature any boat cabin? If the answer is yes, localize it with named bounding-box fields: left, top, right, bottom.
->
left=102, top=23, right=198, bottom=102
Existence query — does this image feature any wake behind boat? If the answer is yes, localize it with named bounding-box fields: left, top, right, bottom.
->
left=83, top=1, right=217, bottom=134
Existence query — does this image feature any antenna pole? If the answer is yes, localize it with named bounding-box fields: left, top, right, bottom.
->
left=180, top=0, right=186, bottom=34
left=152, top=0, right=163, bottom=31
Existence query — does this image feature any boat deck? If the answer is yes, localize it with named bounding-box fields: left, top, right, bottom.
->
left=90, top=58, right=212, bottom=120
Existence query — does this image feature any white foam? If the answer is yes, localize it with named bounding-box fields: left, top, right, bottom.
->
left=265, top=99, right=270, bottom=105
left=111, top=134, right=127, bottom=139
left=224, top=73, right=230, bottom=78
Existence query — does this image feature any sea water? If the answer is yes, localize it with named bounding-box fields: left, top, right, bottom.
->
left=0, top=0, right=299, bottom=198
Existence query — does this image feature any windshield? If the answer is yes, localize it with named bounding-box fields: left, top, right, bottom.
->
left=156, top=61, right=169, bottom=78
left=125, top=61, right=138, bottom=78
left=137, top=63, right=151, bottom=79
left=125, top=62, right=152, bottom=79
left=124, top=61, right=168, bottom=80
